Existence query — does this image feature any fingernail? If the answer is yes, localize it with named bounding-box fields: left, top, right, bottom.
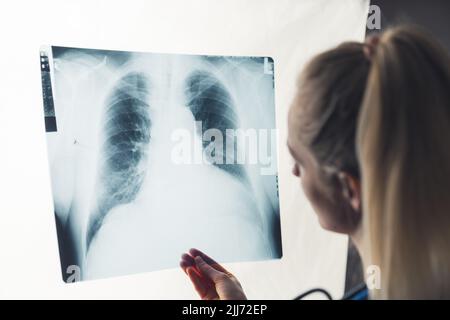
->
left=194, top=256, right=203, bottom=264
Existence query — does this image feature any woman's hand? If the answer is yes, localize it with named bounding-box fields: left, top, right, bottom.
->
left=180, top=248, right=247, bottom=300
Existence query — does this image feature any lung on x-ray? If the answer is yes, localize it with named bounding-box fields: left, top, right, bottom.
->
left=40, top=46, right=282, bottom=282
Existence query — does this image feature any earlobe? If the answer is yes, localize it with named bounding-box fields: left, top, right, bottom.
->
left=337, top=172, right=362, bottom=212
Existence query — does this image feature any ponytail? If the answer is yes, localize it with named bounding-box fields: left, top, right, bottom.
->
left=357, top=26, right=450, bottom=299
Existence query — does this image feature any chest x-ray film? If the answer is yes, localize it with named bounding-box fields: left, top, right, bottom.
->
left=40, top=46, right=282, bottom=282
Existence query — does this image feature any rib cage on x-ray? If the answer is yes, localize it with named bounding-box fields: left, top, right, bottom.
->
left=88, top=71, right=246, bottom=248
left=88, top=70, right=248, bottom=248
left=87, top=72, right=151, bottom=249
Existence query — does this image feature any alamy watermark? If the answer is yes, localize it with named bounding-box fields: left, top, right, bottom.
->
left=367, top=5, right=381, bottom=30
left=171, top=121, right=278, bottom=175
left=366, top=264, right=381, bottom=290
left=66, top=265, right=81, bottom=283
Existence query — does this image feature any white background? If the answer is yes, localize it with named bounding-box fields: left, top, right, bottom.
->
left=0, top=0, right=369, bottom=299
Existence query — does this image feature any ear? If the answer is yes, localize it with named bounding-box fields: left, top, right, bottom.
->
left=337, top=172, right=361, bottom=212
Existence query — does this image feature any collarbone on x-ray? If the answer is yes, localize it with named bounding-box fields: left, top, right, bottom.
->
left=41, top=46, right=282, bottom=282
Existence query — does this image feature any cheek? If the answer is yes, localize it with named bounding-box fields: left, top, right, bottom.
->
left=302, top=177, right=323, bottom=208
left=300, top=170, right=322, bottom=205
left=300, top=172, right=342, bottom=230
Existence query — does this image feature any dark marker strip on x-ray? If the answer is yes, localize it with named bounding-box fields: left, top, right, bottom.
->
left=40, top=49, right=57, bottom=132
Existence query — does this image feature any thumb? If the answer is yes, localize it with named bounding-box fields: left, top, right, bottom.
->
left=194, top=256, right=226, bottom=282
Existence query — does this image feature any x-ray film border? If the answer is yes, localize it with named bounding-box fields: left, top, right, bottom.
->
left=263, top=57, right=274, bottom=75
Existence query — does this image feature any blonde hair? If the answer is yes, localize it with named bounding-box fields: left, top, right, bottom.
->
left=357, top=26, right=450, bottom=299
left=295, top=25, right=450, bottom=299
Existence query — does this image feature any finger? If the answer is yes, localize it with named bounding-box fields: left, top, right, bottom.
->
left=180, top=253, right=195, bottom=274
left=189, top=248, right=229, bottom=274
left=194, top=256, right=226, bottom=283
left=186, top=267, right=208, bottom=299
left=181, top=254, right=215, bottom=287
left=179, top=261, right=190, bottom=274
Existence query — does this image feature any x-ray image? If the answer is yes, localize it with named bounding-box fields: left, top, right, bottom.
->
left=40, top=46, right=282, bottom=282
